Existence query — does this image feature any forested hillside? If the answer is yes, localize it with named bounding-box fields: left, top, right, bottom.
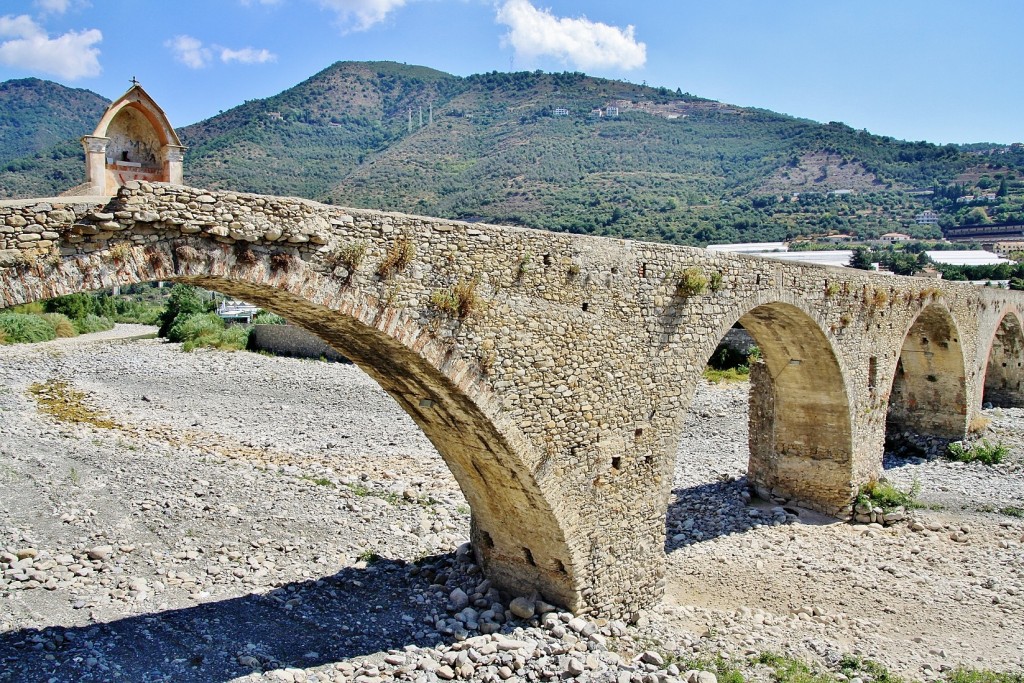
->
left=0, top=79, right=109, bottom=198
left=2, top=62, right=1022, bottom=245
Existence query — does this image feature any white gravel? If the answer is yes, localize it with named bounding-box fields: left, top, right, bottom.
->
left=1, top=329, right=1022, bottom=682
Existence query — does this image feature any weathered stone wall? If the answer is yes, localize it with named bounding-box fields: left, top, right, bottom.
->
left=248, top=324, right=348, bottom=362
left=2, top=182, right=1023, bottom=619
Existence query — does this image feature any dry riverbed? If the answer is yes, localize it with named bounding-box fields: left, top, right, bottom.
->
left=1, top=328, right=1022, bottom=682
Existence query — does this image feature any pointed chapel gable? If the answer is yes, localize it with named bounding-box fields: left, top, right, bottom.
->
left=81, top=84, right=186, bottom=196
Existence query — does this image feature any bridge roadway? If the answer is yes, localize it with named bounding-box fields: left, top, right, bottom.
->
left=2, top=182, right=1022, bottom=620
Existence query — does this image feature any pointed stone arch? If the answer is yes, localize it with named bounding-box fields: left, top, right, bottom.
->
left=81, top=85, right=186, bottom=196
left=0, top=241, right=582, bottom=610
left=686, top=295, right=855, bottom=514
left=886, top=304, right=968, bottom=447
left=982, top=311, right=1024, bottom=408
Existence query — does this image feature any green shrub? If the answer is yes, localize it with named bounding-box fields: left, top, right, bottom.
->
left=41, top=313, right=78, bottom=338
left=10, top=302, right=44, bottom=314
left=73, top=314, right=114, bottom=335
left=44, top=293, right=96, bottom=320
left=169, top=312, right=250, bottom=352
left=0, top=327, right=6, bottom=344
left=168, top=312, right=224, bottom=344
left=252, top=311, right=286, bottom=325
left=0, top=313, right=57, bottom=343
left=158, top=284, right=207, bottom=337
left=947, top=440, right=1007, bottom=466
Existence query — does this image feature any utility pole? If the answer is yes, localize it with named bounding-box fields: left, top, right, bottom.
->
left=419, top=106, right=423, bottom=128
left=429, top=103, right=433, bottom=125
left=407, top=108, right=412, bottom=133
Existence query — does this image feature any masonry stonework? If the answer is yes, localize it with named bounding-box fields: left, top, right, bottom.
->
left=2, top=182, right=1023, bottom=619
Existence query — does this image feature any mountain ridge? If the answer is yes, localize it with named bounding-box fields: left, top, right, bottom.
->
left=2, top=61, right=1021, bottom=245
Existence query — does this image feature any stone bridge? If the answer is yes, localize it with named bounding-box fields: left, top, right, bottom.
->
left=2, top=182, right=1022, bottom=621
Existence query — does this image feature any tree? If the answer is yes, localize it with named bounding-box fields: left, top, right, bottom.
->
left=157, top=284, right=206, bottom=338
left=997, top=178, right=1009, bottom=197
left=850, top=246, right=874, bottom=270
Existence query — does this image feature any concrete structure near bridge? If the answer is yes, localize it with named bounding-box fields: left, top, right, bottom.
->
left=2, top=183, right=1024, bottom=621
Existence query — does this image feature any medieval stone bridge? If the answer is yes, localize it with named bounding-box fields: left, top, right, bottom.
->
left=2, top=183, right=1023, bottom=620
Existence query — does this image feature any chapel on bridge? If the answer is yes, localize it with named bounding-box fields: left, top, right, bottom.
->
left=79, top=83, right=185, bottom=196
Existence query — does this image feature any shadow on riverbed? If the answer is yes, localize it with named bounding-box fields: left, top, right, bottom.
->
left=663, top=478, right=754, bottom=553
left=0, top=553, right=460, bottom=683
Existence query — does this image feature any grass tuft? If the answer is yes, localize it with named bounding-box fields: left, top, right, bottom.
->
left=947, top=440, right=1007, bottom=466
left=41, top=313, right=78, bottom=338
left=429, top=278, right=483, bottom=319
left=857, top=478, right=921, bottom=511
left=377, top=235, right=415, bottom=278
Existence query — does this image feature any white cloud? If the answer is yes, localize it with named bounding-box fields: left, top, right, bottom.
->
left=166, top=34, right=277, bottom=68
left=220, top=46, right=277, bottom=64
left=496, top=0, right=646, bottom=71
left=166, top=34, right=212, bottom=69
left=317, top=0, right=408, bottom=32
left=0, top=14, right=102, bottom=80
left=34, top=0, right=72, bottom=15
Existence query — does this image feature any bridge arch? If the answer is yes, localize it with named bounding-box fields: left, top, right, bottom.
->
left=982, top=310, right=1024, bottom=408
left=680, top=292, right=855, bottom=514
left=0, top=239, right=582, bottom=609
left=886, top=303, right=968, bottom=448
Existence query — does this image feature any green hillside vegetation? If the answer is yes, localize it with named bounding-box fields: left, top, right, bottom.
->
left=1, top=62, right=1022, bottom=245
left=0, top=79, right=109, bottom=197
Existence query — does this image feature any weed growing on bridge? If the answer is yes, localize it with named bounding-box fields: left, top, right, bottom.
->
left=233, top=245, right=258, bottom=266
left=109, top=242, right=132, bottom=263
left=708, top=270, right=724, bottom=292
left=270, top=252, right=293, bottom=272
left=377, top=235, right=415, bottom=278
left=145, top=246, right=168, bottom=270
left=946, top=440, right=1007, bottom=466
left=1000, top=506, right=1024, bottom=518
left=174, top=245, right=201, bottom=262
left=515, top=253, right=533, bottom=281
left=332, top=241, right=368, bottom=275
left=870, top=287, right=889, bottom=309
left=825, top=281, right=840, bottom=297
left=673, top=266, right=708, bottom=297
left=567, top=262, right=581, bottom=280
left=429, top=278, right=482, bottom=320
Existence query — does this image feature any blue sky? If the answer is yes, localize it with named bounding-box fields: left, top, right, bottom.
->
left=0, top=0, right=1021, bottom=145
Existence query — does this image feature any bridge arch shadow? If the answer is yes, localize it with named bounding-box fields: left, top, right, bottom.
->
left=885, top=303, right=968, bottom=454
left=0, top=552, right=470, bottom=683
left=665, top=296, right=854, bottom=552
left=982, top=310, right=1024, bottom=408
left=0, top=239, right=581, bottom=610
